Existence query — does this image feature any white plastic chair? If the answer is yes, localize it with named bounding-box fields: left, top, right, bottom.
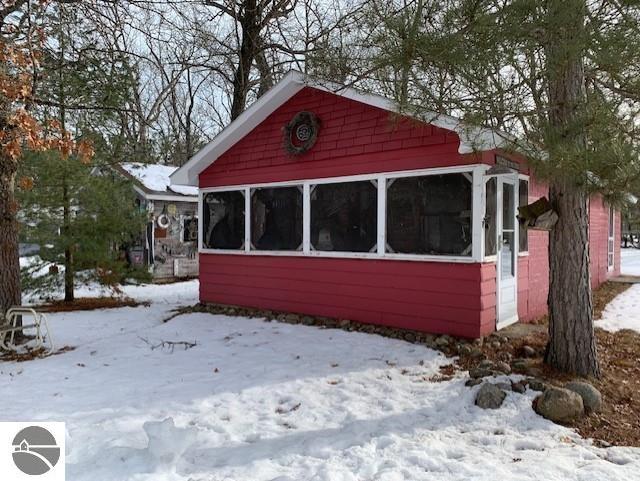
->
left=0, top=307, right=54, bottom=354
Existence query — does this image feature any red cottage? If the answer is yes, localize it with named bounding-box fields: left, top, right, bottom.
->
left=171, top=72, right=621, bottom=338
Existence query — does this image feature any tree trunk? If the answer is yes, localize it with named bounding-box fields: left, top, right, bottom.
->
left=544, top=0, right=600, bottom=377
left=229, top=0, right=260, bottom=121
left=545, top=181, right=599, bottom=376
left=62, top=180, right=74, bottom=302
left=0, top=160, right=22, bottom=316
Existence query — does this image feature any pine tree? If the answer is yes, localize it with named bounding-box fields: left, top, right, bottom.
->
left=356, top=0, right=640, bottom=376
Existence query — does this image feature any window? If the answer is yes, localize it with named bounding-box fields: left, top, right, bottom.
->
left=251, top=186, right=303, bottom=251
left=202, top=191, right=245, bottom=249
left=608, top=205, right=615, bottom=270
left=387, top=174, right=472, bottom=255
left=310, top=181, right=377, bottom=252
left=484, top=178, right=497, bottom=256
left=182, top=216, right=198, bottom=242
left=518, top=179, right=529, bottom=252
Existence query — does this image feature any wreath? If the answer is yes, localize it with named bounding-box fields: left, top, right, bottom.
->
left=283, top=111, right=320, bottom=155
left=157, top=214, right=170, bottom=229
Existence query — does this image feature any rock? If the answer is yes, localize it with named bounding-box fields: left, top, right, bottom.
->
left=512, top=359, right=529, bottom=371
left=285, top=314, right=300, bottom=323
left=301, top=316, right=314, bottom=325
left=522, top=345, right=536, bottom=357
left=475, top=383, right=506, bottom=409
left=404, top=332, right=416, bottom=343
left=435, top=335, right=451, bottom=347
left=511, top=381, right=527, bottom=394
left=534, top=387, right=584, bottom=423
left=491, top=341, right=501, bottom=349
left=470, top=349, right=485, bottom=360
left=494, top=361, right=512, bottom=374
left=458, top=344, right=472, bottom=356
left=339, top=319, right=351, bottom=329
left=478, top=359, right=495, bottom=370
left=527, top=379, right=547, bottom=392
left=495, top=382, right=512, bottom=391
left=465, top=378, right=483, bottom=387
left=469, top=367, right=493, bottom=379
left=565, top=381, right=602, bottom=414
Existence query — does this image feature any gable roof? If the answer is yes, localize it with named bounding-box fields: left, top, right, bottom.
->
left=171, top=70, right=510, bottom=186
left=117, top=162, right=198, bottom=200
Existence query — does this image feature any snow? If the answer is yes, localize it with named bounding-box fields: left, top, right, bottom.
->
left=2, top=282, right=639, bottom=480
left=595, top=248, right=640, bottom=333
left=121, top=162, right=198, bottom=197
left=621, top=248, right=640, bottom=276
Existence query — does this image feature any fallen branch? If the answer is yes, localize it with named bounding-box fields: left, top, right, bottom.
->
left=138, top=336, right=197, bottom=353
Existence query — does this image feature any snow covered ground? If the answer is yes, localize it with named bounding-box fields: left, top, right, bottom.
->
left=621, top=248, right=640, bottom=276
left=595, top=248, right=640, bottom=333
left=2, top=282, right=639, bottom=480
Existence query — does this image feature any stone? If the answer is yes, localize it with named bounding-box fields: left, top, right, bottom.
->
left=339, top=319, right=351, bottom=329
left=491, top=341, right=501, bottom=349
left=525, top=367, right=543, bottom=378
left=512, top=359, right=529, bottom=371
left=470, top=348, right=485, bottom=359
left=435, top=335, right=451, bottom=347
left=534, top=387, right=584, bottom=423
left=565, top=381, right=602, bottom=414
left=458, top=344, right=472, bottom=356
left=465, top=378, right=483, bottom=387
left=494, top=361, right=512, bottom=374
left=475, top=383, right=506, bottom=409
left=511, top=381, right=527, bottom=394
left=285, top=314, right=300, bottom=323
left=478, top=359, right=495, bottom=370
left=404, top=332, right=416, bottom=343
left=495, top=382, right=512, bottom=391
left=522, top=345, right=536, bottom=357
left=527, top=379, right=548, bottom=392
left=469, top=367, right=493, bottom=379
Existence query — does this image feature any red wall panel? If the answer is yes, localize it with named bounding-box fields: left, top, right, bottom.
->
left=199, top=87, right=481, bottom=188
left=200, top=255, right=487, bottom=338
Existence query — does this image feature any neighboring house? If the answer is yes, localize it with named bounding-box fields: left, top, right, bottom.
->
left=115, top=162, right=199, bottom=281
left=171, top=71, right=620, bottom=337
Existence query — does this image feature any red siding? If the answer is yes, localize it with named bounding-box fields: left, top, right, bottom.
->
left=199, top=87, right=481, bottom=187
left=518, top=190, right=621, bottom=323
left=200, top=255, right=487, bottom=338
left=197, top=85, right=622, bottom=337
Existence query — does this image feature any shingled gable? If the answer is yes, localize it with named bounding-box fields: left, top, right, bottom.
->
left=170, top=70, right=510, bottom=187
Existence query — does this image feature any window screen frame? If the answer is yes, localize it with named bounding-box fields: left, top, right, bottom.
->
left=199, top=164, right=486, bottom=262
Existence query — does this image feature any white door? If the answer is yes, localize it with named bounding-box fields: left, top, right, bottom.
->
left=496, top=176, right=518, bottom=328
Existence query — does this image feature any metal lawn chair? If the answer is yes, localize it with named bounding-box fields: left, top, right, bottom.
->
left=0, top=307, right=54, bottom=354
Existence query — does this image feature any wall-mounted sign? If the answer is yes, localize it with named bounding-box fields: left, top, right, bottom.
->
left=283, top=111, right=320, bottom=156
left=495, top=155, right=520, bottom=171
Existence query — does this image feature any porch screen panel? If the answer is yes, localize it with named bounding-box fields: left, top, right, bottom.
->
left=386, top=173, right=472, bottom=255
left=484, top=178, right=497, bottom=256
left=310, top=181, right=377, bottom=252
left=518, top=179, right=529, bottom=252
left=202, top=191, right=245, bottom=249
left=251, top=186, right=303, bottom=251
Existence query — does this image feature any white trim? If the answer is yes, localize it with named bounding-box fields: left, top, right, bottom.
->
left=179, top=214, right=198, bottom=244
left=608, top=205, right=615, bottom=271
left=517, top=174, right=530, bottom=255
left=199, top=164, right=481, bottom=263
left=303, top=183, right=311, bottom=254
left=170, top=71, right=510, bottom=186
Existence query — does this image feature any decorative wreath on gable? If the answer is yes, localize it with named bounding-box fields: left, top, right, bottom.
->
left=283, top=111, right=320, bottom=156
